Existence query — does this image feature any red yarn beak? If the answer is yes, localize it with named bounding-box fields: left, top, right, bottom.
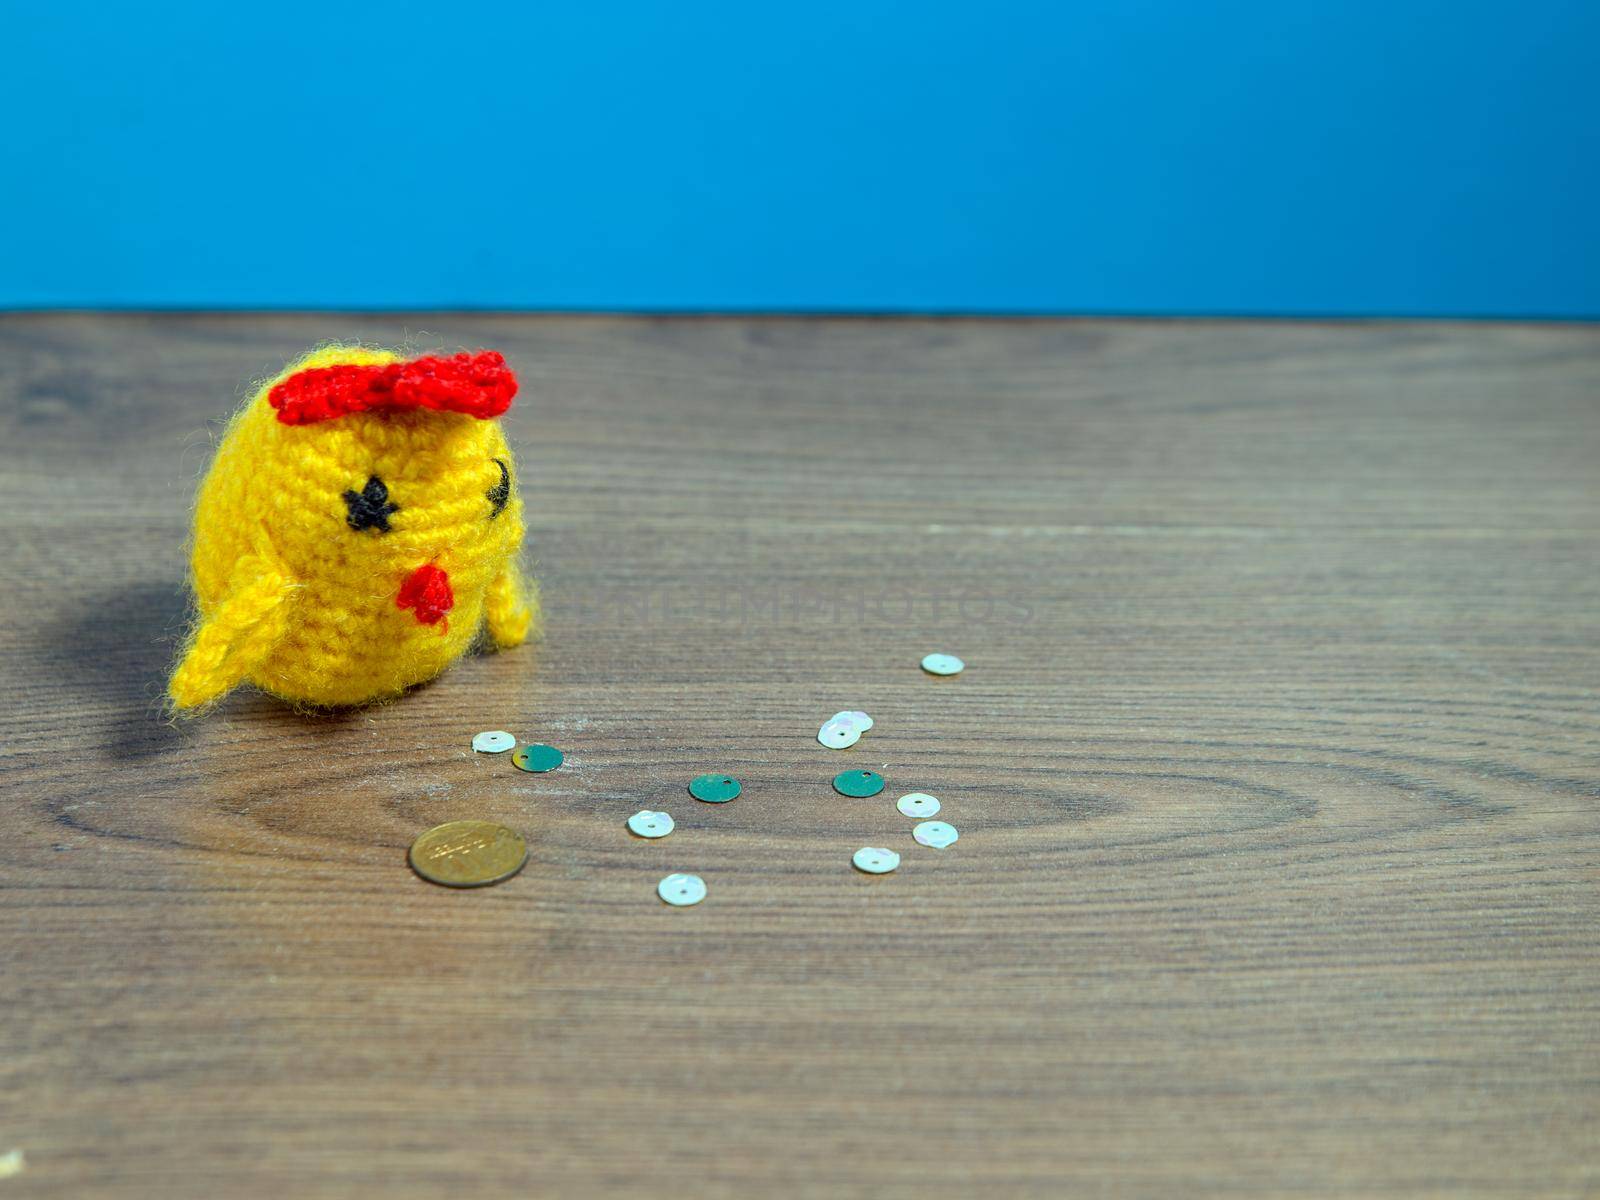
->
left=397, top=564, right=453, bottom=628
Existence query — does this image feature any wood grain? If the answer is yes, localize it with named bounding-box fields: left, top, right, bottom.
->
left=1, top=314, right=1597, bottom=1198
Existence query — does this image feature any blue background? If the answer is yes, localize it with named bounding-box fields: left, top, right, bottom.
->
left=3, top=0, right=1597, bottom=316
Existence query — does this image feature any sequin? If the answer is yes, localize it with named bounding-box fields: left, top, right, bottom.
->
left=658, top=872, right=707, bottom=906
left=832, top=710, right=874, bottom=731
left=833, top=769, right=885, bottom=797
left=627, top=810, right=674, bottom=839
left=472, top=730, right=515, bottom=754
left=818, top=718, right=861, bottom=749
left=689, top=774, right=742, bottom=803
left=897, top=792, right=941, bottom=818
left=852, top=847, right=900, bottom=874
left=511, top=743, right=564, bottom=772
left=921, top=653, right=965, bottom=676
left=913, top=820, right=959, bottom=849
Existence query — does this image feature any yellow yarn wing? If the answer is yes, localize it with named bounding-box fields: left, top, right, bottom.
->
left=169, top=556, right=297, bottom=712
left=485, top=560, right=541, bottom=648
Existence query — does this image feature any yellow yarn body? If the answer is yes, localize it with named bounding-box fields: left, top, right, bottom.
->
left=170, top=346, right=537, bottom=711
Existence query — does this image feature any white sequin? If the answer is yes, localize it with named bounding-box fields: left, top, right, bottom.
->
left=852, top=847, right=901, bottom=874
left=818, top=718, right=862, bottom=749
left=913, top=820, right=959, bottom=849
left=471, top=730, right=516, bottom=754
left=897, top=792, right=941, bottom=818
left=627, top=810, right=675, bottom=839
left=658, top=873, right=707, bottom=906
left=832, top=710, right=874, bottom=731
left=920, top=653, right=965, bottom=676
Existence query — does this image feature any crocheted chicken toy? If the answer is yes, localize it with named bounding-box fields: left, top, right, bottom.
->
left=169, top=345, right=538, bottom=712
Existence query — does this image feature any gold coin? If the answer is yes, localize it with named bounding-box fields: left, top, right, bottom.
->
left=408, top=820, right=528, bottom=888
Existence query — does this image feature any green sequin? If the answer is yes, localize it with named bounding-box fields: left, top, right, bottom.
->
left=833, top=769, right=885, bottom=798
left=689, top=773, right=742, bottom=803
left=512, top=743, right=564, bottom=773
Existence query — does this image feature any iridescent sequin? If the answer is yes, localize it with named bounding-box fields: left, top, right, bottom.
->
left=627, top=810, right=675, bottom=839
left=658, top=873, right=707, bottom=906
left=896, top=792, right=941, bottom=818
left=852, top=847, right=901, bottom=874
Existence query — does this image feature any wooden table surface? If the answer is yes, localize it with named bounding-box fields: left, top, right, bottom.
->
left=2, top=315, right=1597, bottom=1198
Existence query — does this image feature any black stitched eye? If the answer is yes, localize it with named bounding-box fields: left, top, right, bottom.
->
left=487, top=458, right=511, bottom=520
left=344, top=475, right=399, bottom=533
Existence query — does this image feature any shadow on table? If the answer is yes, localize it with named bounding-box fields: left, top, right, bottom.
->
left=37, top=579, right=366, bottom=763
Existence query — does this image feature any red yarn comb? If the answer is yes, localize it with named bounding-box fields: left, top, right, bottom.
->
left=268, top=350, right=517, bottom=425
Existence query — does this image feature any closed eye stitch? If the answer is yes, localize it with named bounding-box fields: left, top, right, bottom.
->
left=487, top=458, right=511, bottom=520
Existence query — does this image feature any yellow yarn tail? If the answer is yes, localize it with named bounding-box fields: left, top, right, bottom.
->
left=485, top=562, right=540, bottom=648
left=169, top=560, right=296, bottom=712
